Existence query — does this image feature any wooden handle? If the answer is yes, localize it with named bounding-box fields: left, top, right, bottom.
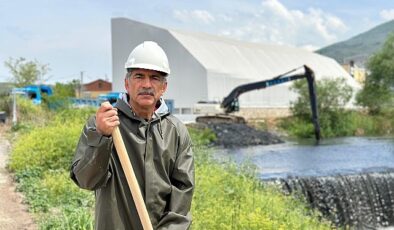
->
left=112, top=126, right=153, bottom=230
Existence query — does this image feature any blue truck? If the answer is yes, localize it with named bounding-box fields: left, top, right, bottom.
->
left=12, top=85, right=53, bottom=104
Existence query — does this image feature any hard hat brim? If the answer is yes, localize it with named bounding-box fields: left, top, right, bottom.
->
left=124, top=63, right=170, bottom=75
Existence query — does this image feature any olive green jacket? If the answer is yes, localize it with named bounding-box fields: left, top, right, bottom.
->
left=70, top=98, right=194, bottom=230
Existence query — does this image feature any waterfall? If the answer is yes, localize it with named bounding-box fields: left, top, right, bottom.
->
left=280, top=171, right=394, bottom=229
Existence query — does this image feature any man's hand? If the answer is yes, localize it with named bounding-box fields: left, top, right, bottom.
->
left=96, top=101, right=120, bottom=136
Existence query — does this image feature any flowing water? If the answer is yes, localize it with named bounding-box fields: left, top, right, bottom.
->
left=214, top=137, right=394, bottom=229
left=214, top=137, right=394, bottom=180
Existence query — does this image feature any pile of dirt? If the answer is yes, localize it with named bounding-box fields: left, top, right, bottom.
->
left=196, top=122, right=284, bottom=147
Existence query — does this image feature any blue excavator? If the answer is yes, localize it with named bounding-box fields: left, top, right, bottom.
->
left=196, top=65, right=321, bottom=141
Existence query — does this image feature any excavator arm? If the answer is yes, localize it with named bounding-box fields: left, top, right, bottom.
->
left=197, top=65, right=321, bottom=141
left=221, top=65, right=320, bottom=140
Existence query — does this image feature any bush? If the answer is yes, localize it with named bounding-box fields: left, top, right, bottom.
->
left=9, top=108, right=96, bottom=228
left=192, top=152, right=330, bottom=229
left=0, top=95, right=11, bottom=113
left=9, top=120, right=83, bottom=173
left=8, top=96, right=51, bottom=131
left=188, top=125, right=217, bottom=146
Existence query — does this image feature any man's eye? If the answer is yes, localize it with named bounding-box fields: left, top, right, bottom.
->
left=152, top=76, right=161, bottom=81
left=134, top=75, right=143, bottom=79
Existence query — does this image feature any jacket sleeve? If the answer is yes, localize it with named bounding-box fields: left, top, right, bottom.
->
left=157, top=125, right=195, bottom=230
left=70, top=115, right=113, bottom=190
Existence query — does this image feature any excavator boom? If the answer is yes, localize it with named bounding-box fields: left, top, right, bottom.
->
left=196, top=65, right=321, bottom=141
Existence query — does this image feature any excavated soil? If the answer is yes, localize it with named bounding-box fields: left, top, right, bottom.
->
left=192, top=122, right=284, bottom=147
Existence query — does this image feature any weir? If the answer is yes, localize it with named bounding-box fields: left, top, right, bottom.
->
left=280, top=171, right=394, bottom=229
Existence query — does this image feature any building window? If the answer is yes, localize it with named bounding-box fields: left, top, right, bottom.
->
left=98, top=82, right=102, bottom=89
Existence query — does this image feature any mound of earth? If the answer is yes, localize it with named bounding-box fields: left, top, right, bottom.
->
left=193, top=122, right=284, bottom=147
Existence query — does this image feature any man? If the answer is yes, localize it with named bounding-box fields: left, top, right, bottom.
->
left=71, top=41, right=194, bottom=230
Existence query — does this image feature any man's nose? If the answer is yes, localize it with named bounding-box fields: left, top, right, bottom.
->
left=140, top=77, right=153, bottom=87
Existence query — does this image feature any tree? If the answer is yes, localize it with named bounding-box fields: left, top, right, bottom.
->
left=4, top=57, right=50, bottom=87
left=289, top=78, right=354, bottom=137
left=356, top=33, right=394, bottom=114
left=52, top=80, right=79, bottom=98
left=42, top=80, right=80, bottom=110
left=291, top=78, right=353, bottom=118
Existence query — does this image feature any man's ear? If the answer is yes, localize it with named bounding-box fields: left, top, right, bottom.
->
left=161, top=82, right=168, bottom=94
left=124, top=77, right=129, bottom=91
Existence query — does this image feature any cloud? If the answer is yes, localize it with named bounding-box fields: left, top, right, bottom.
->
left=237, top=0, right=346, bottom=47
left=178, top=0, right=347, bottom=49
left=380, top=9, right=394, bottom=21
left=173, top=9, right=215, bottom=24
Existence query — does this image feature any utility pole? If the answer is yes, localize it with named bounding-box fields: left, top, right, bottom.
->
left=12, top=92, right=17, bottom=126
left=80, top=71, right=84, bottom=98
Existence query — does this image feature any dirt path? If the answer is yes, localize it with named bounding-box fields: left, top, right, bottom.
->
left=0, top=124, right=37, bottom=230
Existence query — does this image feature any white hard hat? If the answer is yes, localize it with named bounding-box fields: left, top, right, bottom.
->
left=124, top=41, right=170, bottom=75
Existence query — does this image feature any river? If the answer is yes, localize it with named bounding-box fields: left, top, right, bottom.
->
left=214, top=136, right=394, bottom=180
left=214, top=136, right=394, bottom=229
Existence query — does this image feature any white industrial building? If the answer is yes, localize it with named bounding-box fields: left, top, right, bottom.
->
left=111, top=18, right=360, bottom=116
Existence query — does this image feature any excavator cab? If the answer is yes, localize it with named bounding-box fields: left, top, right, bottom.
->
left=226, top=98, right=240, bottom=114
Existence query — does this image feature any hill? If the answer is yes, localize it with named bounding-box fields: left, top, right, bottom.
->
left=316, top=20, right=394, bottom=66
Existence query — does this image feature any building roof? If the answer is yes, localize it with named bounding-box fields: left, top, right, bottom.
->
left=111, top=18, right=361, bottom=109
left=83, top=79, right=112, bottom=92
left=169, top=29, right=360, bottom=89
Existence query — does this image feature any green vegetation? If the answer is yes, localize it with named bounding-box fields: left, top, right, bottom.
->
left=285, top=32, right=394, bottom=138
left=8, top=107, right=95, bottom=229
left=4, top=57, right=50, bottom=87
left=192, top=147, right=330, bottom=229
left=356, top=33, right=394, bottom=114
left=7, top=103, right=331, bottom=229
left=282, top=78, right=354, bottom=138
left=43, top=80, right=79, bottom=110
left=282, top=75, right=394, bottom=138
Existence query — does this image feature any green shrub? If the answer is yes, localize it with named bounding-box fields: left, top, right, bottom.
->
left=9, top=107, right=95, bottom=173
left=40, top=207, right=94, bottom=230
left=284, top=78, right=359, bottom=138
left=282, top=109, right=394, bottom=138
left=40, top=170, right=94, bottom=208
left=192, top=151, right=330, bottom=229
left=188, top=126, right=217, bottom=146
left=0, top=95, right=11, bottom=113
left=9, top=122, right=82, bottom=173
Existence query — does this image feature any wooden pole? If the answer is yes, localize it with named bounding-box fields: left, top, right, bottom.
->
left=112, top=126, right=153, bottom=230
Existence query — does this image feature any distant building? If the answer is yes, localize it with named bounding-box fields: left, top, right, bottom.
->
left=111, top=18, right=361, bottom=118
left=342, top=60, right=366, bottom=84
left=343, top=54, right=369, bottom=68
left=78, top=79, right=112, bottom=98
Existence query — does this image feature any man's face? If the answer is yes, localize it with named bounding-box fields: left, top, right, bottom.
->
left=125, top=68, right=167, bottom=110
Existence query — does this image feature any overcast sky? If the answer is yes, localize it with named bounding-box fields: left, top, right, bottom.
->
left=1, top=0, right=394, bottom=83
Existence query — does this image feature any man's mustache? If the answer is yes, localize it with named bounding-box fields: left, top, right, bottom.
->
left=138, top=88, right=155, bottom=96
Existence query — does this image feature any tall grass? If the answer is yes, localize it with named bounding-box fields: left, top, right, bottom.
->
left=281, top=110, right=394, bottom=138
